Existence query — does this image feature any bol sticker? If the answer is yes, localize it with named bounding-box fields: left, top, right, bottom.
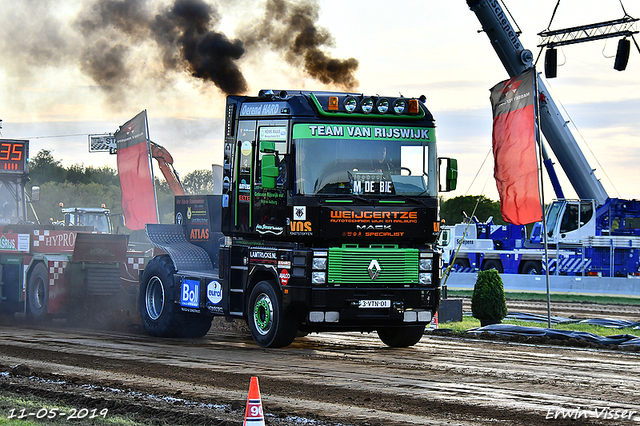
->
left=279, top=269, right=290, bottom=286
left=207, top=280, right=222, bottom=304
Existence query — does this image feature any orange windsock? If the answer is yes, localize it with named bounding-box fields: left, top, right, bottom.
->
left=243, top=376, right=265, bottom=426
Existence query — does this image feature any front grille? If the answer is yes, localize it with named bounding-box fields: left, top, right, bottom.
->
left=327, top=247, right=419, bottom=287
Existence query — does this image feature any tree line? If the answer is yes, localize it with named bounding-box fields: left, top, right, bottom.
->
left=27, top=150, right=215, bottom=229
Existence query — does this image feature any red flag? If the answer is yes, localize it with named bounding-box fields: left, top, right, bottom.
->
left=116, top=111, right=158, bottom=230
left=490, top=69, right=542, bottom=225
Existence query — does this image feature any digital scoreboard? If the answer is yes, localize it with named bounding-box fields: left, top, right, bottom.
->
left=0, top=140, right=28, bottom=173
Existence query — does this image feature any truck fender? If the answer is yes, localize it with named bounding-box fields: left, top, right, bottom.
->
left=245, top=265, right=280, bottom=311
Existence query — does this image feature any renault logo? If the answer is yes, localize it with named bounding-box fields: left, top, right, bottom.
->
left=368, top=259, right=381, bottom=280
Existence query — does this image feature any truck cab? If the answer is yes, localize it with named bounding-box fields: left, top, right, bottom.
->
left=544, top=200, right=596, bottom=244
left=61, top=206, right=112, bottom=233
left=141, top=90, right=457, bottom=348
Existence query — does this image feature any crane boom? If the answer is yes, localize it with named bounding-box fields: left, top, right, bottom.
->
left=467, top=0, right=609, bottom=205
left=150, top=141, right=186, bottom=196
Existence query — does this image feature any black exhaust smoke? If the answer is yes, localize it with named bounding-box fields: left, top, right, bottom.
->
left=6, top=0, right=358, bottom=101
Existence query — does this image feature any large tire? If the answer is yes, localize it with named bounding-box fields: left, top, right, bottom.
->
left=247, top=280, right=297, bottom=348
left=453, top=258, right=471, bottom=272
left=27, top=262, right=48, bottom=321
left=481, top=259, right=503, bottom=273
left=377, top=325, right=425, bottom=347
left=520, top=260, right=542, bottom=275
left=139, top=255, right=212, bottom=338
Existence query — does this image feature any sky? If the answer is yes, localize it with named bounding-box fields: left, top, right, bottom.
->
left=0, top=0, right=638, bottom=203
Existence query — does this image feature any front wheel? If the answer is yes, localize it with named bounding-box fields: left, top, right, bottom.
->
left=378, top=325, right=425, bottom=347
left=247, top=281, right=297, bottom=348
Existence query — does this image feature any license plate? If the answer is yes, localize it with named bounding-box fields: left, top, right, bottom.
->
left=359, top=300, right=391, bottom=308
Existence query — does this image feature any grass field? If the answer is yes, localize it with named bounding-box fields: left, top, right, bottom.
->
left=0, top=393, right=145, bottom=426
left=447, top=289, right=640, bottom=306
left=439, top=316, right=640, bottom=337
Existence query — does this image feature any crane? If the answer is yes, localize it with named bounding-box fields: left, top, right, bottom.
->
left=149, top=141, right=186, bottom=196
left=466, top=0, right=609, bottom=206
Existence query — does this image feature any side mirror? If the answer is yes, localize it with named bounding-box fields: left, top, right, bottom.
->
left=439, top=158, right=458, bottom=192
left=261, top=154, right=278, bottom=189
left=260, top=141, right=279, bottom=189
left=260, top=140, right=276, bottom=153
left=31, top=186, right=40, bottom=202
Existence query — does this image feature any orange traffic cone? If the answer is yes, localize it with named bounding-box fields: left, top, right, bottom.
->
left=430, top=312, right=439, bottom=329
left=243, top=376, right=265, bottom=426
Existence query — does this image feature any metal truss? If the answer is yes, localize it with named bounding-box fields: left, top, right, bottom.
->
left=538, top=16, right=638, bottom=48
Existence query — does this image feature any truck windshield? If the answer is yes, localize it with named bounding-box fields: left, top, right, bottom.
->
left=0, top=180, right=20, bottom=224
left=293, top=124, right=435, bottom=197
left=545, top=201, right=563, bottom=236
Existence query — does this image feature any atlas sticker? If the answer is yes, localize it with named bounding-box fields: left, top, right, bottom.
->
left=207, top=280, right=223, bottom=304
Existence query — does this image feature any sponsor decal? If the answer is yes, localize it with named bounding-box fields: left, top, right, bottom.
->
left=330, top=210, right=417, bottom=222
left=289, top=220, right=312, bottom=236
left=207, top=305, right=224, bottom=314
left=250, top=250, right=277, bottom=261
left=279, top=269, right=290, bottom=286
left=0, top=235, right=17, bottom=251
left=256, top=224, right=284, bottom=235
left=278, top=261, right=291, bottom=269
left=207, top=281, right=223, bottom=304
left=254, top=188, right=284, bottom=205
left=181, top=279, right=199, bottom=308
left=259, top=127, right=287, bottom=140
left=187, top=207, right=192, bottom=220
left=293, top=206, right=306, bottom=221
left=175, top=212, right=183, bottom=225
left=239, top=179, right=251, bottom=191
left=239, top=102, right=287, bottom=116
left=325, top=208, right=424, bottom=238
left=32, top=230, right=77, bottom=251
left=241, top=141, right=252, bottom=156
left=190, top=227, right=210, bottom=241
left=176, top=198, right=205, bottom=205
left=294, top=124, right=433, bottom=142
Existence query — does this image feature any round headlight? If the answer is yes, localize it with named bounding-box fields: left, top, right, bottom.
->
left=376, top=98, right=389, bottom=114
left=393, top=99, right=406, bottom=115
left=344, top=96, right=357, bottom=113
left=361, top=98, right=374, bottom=114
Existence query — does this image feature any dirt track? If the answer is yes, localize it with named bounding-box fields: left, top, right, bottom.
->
left=1, top=313, right=640, bottom=426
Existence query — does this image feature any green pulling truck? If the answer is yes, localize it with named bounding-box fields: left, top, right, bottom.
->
left=140, top=90, right=457, bottom=348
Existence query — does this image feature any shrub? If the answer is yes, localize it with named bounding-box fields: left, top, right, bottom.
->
left=471, top=269, right=508, bottom=325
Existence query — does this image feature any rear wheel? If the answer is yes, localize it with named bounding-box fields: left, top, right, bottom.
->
left=247, top=281, right=297, bottom=348
left=140, top=255, right=212, bottom=338
left=520, top=260, right=542, bottom=275
left=452, top=258, right=470, bottom=272
left=27, top=263, right=48, bottom=321
left=481, top=259, right=503, bottom=273
left=377, top=325, right=425, bottom=347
